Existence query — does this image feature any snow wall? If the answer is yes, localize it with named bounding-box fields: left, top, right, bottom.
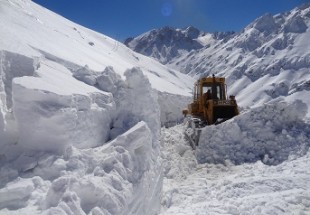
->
left=0, top=52, right=162, bottom=214
left=158, top=92, right=191, bottom=127
left=72, top=64, right=191, bottom=128
left=196, top=100, right=310, bottom=165
left=0, top=51, right=35, bottom=151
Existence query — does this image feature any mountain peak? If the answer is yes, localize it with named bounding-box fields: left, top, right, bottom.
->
left=182, top=26, right=201, bottom=39
left=125, top=26, right=204, bottom=64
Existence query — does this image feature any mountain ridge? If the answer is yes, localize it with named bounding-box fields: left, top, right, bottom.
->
left=125, top=26, right=235, bottom=65
left=125, top=3, right=310, bottom=74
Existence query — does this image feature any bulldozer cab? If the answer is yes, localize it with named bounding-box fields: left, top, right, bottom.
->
left=202, top=83, right=225, bottom=100
left=192, top=75, right=227, bottom=106
left=186, top=75, right=238, bottom=125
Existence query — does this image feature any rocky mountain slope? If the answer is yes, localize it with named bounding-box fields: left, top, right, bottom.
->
left=125, top=26, right=234, bottom=65
left=126, top=4, right=310, bottom=114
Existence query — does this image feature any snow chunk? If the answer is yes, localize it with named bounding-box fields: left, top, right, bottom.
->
left=72, top=65, right=97, bottom=86
left=0, top=176, right=46, bottom=211
left=110, top=67, right=160, bottom=145
left=0, top=50, right=35, bottom=110
left=0, top=178, right=34, bottom=210
left=96, top=66, right=122, bottom=95
left=196, top=100, right=310, bottom=165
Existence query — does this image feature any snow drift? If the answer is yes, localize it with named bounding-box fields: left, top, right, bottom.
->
left=196, top=100, right=310, bottom=165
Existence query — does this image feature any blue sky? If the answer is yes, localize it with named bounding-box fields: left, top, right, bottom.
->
left=33, top=0, right=308, bottom=41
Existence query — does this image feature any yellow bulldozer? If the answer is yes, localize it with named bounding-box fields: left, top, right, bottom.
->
left=183, top=75, right=239, bottom=148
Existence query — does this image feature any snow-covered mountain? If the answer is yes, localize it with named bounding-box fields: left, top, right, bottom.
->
left=126, top=4, right=310, bottom=115
left=125, top=26, right=205, bottom=64
left=125, top=26, right=234, bottom=65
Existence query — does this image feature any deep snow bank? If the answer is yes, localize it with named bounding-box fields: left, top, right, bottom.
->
left=0, top=0, right=195, bottom=213
left=196, top=100, right=310, bottom=165
left=0, top=64, right=163, bottom=214
left=0, top=122, right=162, bottom=215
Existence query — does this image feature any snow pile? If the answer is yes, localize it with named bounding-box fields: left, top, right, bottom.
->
left=197, top=100, right=310, bottom=165
left=109, top=67, right=161, bottom=143
left=160, top=124, right=310, bottom=215
left=0, top=122, right=162, bottom=215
